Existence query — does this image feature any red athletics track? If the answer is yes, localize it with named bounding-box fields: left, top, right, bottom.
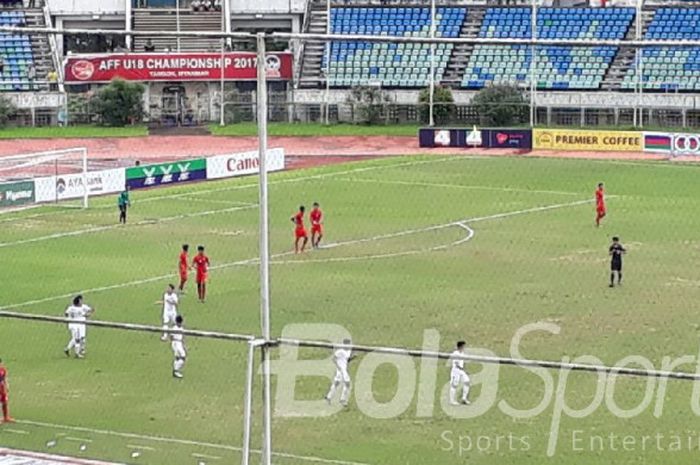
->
left=0, top=135, right=694, bottom=167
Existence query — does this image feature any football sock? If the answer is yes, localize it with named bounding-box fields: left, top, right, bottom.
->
left=450, top=387, right=457, bottom=404
left=340, top=382, right=351, bottom=404
left=462, top=384, right=471, bottom=402
left=2, top=403, right=8, bottom=420
left=326, top=381, right=338, bottom=400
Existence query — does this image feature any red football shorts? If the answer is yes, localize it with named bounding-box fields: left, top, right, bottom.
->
left=295, top=227, right=308, bottom=239
left=196, top=272, right=208, bottom=284
left=0, top=390, right=7, bottom=404
left=597, top=205, right=606, bottom=214
left=179, top=267, right=188, bottom=280
left=311, top=224, right=322, bottom=234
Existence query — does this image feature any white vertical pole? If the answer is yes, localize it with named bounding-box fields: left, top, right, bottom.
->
left=125, top=0, right=132, bottom=51
left=176, top=0, right=181, bottom=52
left=81, top=147, right=88, bottom=209
left=256, top=32, right=272, bottom=465
left=428, top=0, right=435, bottom=127
left=220, top=37, right=226, bottom=126
left=240, top=340, right=256, bottom=465
left=529, top=0, right=537, bottom=127
left=635, top=0, right=643, bottom=128
left=324, top=0, right=331, bottom=125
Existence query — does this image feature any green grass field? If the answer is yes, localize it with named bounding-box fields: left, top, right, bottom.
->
left=1, top=155, right=700, bottom=465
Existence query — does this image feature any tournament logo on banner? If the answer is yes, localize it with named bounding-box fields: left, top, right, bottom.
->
left=126, top=159, right=207, bottom=189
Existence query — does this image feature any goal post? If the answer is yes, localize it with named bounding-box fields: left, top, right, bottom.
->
left=0, top=147, right=93, bottom=211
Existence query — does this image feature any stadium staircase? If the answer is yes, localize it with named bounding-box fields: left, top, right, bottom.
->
left=0, top=9, right=52, bottom=91
left=442, top=7, right=484, bottom=88
left=601, top=11, right=640, bottom=90
left=132, top=9, right=224, bottom=52
left=298, top=0, right=327, bottom=89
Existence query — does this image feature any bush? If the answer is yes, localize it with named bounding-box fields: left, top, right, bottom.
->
left=418, top=86, right=455, bottom=125
left=471, top=84, right=527, bottom=127
left=93, top=79, right=145, bottom=126
left=0, top=95, right=16, bottom=127
left=347, top=86, right=389, bottom=125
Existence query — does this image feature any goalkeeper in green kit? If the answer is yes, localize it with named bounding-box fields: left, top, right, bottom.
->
left=118, top=186, right=130, bottom=224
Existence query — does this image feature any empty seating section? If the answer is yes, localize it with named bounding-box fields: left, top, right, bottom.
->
left=326, top=7, right=466, bottom=87
left=622, top=8, right=700, bottom=91
left=462, top=7, right=634, bottom=90
left=0, top=11, right=33, bottom=91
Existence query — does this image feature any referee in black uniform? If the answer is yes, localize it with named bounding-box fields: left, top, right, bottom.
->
left=609, top=236, right=626, bottom=288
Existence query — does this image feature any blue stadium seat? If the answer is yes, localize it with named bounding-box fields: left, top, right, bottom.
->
left=0, top=11, right=35, bottom=92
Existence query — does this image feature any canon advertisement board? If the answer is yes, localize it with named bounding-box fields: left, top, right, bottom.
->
left=206, top=148, right=285, bottom=180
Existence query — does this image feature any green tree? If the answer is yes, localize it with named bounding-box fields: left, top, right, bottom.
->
left=471, top=84, right=527, bottom=127
left=93, top=79, right=145, bottom=126
left=0, top=95, right=16, bottom=127
left=418, top=86, right=455, bottom=125
left=347, top=85, right=389, bottom=125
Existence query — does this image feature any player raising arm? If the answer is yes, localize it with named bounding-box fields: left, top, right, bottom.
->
left=595, top=182, right=606, bottom=227
left=157, top=284, right=179, bottom=341
left=178, top=244, right=189, bottom=292
left=191, top=245, right=210, bottom=303
left=449, top=340, right=471, bottom=406
left=171, top=315, right=187, bottom=379
left=609, top=236, right=626, bottom=288
left=310, top=202, right=324, bottom=249
left=0, top=358, right=13, bottom=423
left=325, top=338, right=355, bottom=407
left=64, top=295, right=94, bottom=359
left=291, top=205, right=308, bottom=254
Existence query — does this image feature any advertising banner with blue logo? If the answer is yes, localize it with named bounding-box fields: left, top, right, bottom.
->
left=34, top=169, right=125, bottom=203
left=644, top=132, right=700, bottom=156
left=126, top=158, right=207, bottom=189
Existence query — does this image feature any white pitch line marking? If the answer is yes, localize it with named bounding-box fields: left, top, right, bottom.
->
left=336, top=177, right=584, bottom=197
left=0, top=204, right=256, bottom=249
left=16, top=420, right=372, bottom=465
left=192, top=453, right=222, bottom=460
left=66, top=436, right=93, bottom=443
left=1, top=198, right=591, bottom=311
left=4, top=428, right=29, bottom=435
left=127, top=444, right=156, bottom=451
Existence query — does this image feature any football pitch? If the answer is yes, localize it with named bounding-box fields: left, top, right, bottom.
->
left=2, top=154, right=700, bottom=465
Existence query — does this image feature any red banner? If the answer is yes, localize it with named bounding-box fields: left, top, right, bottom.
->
left=64, top=52, right=293, bottom=83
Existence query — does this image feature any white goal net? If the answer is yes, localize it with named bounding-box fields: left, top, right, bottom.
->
left=0, top=148, right=118, bottom=212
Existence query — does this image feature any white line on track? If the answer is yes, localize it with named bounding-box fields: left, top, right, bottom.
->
left=336, top=178, right=584, bottom=196
left=1, top=198, right=592, bottom=310
left=0, top=204, right=256, bottom=249
left=16, top=420, right=372, bottom=465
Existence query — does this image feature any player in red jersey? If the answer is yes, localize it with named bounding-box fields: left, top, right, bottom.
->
left=310, top=202, right=323, bottom=249
left=0, top=358, right=13, bottom=423
left=595, top=182, right=606, bottom=227
left=291, top=206, right=308, bottom=254
left=178, top=244, right=189, bottom=292
left=191, top=245, right=210, bottom=303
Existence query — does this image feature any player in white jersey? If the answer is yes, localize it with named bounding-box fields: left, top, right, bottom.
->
left=157, top=284, right=179, bottom=341
left=171, top=315, right=187, bottom=379
left=449, top=340, right=471, bottom=405
left=64, top=295, right=94, bottom=359
left=325, top=338, right=355, bottom=406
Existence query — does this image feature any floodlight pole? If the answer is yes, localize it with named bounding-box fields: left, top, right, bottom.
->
left=529, top=0, right=537, bottom=127
left=81, top=147, right=88, bottom=209
left=428, top=0, right=436, bottom=127
left=220, top=37, right=225, bottom=127
left=256, top=32, right=273, bottom=465
left=175, top=0, right=181, bottom=52
left=635, top=0, right=643, bottom=128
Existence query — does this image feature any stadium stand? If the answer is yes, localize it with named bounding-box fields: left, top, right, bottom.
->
left=132, top=8, right=224, bottom=52
left=0, top=9, right=51, bottom=91
left=323, top=6, right=466, bottom=87
left=621, top=7, right=700, bottom=91
left=462, top=7, right=635, bottom=90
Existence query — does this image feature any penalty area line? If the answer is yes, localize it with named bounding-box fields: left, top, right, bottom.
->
left=16, top=420, right=372, bottom=465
